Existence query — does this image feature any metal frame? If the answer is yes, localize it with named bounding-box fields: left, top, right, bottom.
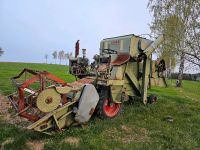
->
left=11, top=69, right=67, bottom=121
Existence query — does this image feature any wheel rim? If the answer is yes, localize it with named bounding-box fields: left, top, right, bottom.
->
left=103, top=98, right=121, bottom=117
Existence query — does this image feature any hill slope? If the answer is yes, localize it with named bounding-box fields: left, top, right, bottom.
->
left=0, top=62, right=75, bottom=95
left=0, top=62, right=200, bottom=150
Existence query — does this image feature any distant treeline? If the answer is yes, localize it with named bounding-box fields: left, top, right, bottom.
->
left=170, top=73, right=200, bottom=81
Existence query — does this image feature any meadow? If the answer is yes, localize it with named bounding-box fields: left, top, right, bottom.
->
left=0, top=62, right=200, bottom=150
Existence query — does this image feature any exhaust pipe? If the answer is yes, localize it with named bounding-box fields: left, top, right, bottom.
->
left=75, top=40, right=80, bottom=58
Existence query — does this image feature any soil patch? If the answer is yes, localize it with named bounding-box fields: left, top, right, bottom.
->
left=63, top=137, right=80, bottom=147
left=26, top=140, right=45, bottom=150
left=0, top=94, right=27, bottom=125
left=103, top=125, right=150, bottom=144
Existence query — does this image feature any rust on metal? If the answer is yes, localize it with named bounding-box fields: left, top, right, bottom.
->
left=69, top=77, right=95, bottom=87
left=111, top=53, right=130, bottom=66
left=9, top=69, right=67, bottom=121
left=89, top=108, right=95, bottom=115
left=75, top=40, right=80, bottom=58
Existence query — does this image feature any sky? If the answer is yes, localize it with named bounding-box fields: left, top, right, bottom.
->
left=0, top=0, right=152, bottom=64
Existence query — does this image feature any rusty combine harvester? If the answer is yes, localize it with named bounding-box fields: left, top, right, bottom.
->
left=8, top=34, right=166, bottom=134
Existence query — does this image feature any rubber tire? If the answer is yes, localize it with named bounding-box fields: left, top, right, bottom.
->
left=148, top=94, right=157, bottom=104
left=96, top=88, right=122, bottom=119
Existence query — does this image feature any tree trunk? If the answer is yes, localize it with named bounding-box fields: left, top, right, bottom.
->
left=169, top=58, right=172, bottom=79
left=177, top=52, right=185, bottom=87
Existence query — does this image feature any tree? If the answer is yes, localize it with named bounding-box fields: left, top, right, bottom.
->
left=0, top=47, right=4, bottom=56
left=58, top=50, right=65, bottom=65
left=44, top=54, right=48, bottom=64
left=64, top=53, right=69, bottom=65
left=159, top=15, right=183, bottom=78
left=148, top=0, right=200, bottom=87
left=52, top=51, right=58, bottom=64
left=64, top=52, right=73, bottom=65
left=184, top=16, right=200, bottom=68
left=69, top=52, right=72, bottom=59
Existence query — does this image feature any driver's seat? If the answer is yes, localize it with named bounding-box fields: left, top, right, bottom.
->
left=111, top=53, right=130, bottom=66
left=109, top=53, right=130, bottom=80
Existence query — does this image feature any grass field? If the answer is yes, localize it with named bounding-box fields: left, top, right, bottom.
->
left=0, top=62, right=200, bottom=150
left=0, top=62, right=75, bottom=95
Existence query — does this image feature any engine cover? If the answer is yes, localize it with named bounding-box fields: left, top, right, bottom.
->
left=75, top=84, right=99, bottom=123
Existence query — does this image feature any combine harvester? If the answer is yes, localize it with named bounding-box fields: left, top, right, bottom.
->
left=8, top=34, right=166, bottom=134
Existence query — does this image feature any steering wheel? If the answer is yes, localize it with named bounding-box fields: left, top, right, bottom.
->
left=102, top=49, right=118, bottom=54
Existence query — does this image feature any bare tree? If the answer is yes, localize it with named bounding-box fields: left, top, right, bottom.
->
left=45, top=54, right=48, bottom=64
left=64, top=52, right=73, bottom=65
left=0, top=47, right=4, bottom=56
left=52, top=51, right=58, bottom=64
left=184, top=20, right=200, bottom=68
left=64, top=53, right=69, bottom=65
left=69, top=52, right=72, bottom=59
left=58, top=50, right=65, bottom=65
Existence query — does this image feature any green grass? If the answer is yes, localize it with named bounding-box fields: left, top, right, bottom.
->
left=0, top=62, right=75, bottom=95
left=0, top=62, right=200, bottom=150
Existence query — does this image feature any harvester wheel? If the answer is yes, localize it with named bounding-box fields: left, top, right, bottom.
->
left=148, top=94, right=157, bottom=104
left=96, top=89, right=122, bottom=119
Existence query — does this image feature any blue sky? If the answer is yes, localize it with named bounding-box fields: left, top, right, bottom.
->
left=0, top=0, right=152, bottom=64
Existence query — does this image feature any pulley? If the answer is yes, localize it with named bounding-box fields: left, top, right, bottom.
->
left=36, top=88, right=61, bottom=113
